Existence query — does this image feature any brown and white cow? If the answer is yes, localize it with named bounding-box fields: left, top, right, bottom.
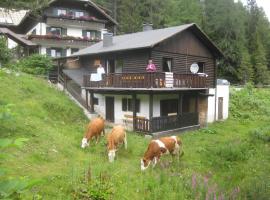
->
left=107, top=125, right=127, bottom=162
left=81, top=117, right=105, bottom=148
left=140, top=136, right=183, bottom=171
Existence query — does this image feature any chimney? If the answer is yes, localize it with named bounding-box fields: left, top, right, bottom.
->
left=143, top=23, right=153, bottom=31
left=103, top=32, right=113, bottom=47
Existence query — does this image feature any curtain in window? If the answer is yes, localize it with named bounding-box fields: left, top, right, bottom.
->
left=167, top=59, right=172, bottom=72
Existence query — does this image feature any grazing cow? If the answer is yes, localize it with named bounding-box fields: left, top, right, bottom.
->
left=107, top=125, right=127, bottom=162
left=81, top=117, right=105, bottom=148
left=140, top=136, right=182, bottom=171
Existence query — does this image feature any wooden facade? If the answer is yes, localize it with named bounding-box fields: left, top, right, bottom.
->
left=61, top=24, right=221, bottom=135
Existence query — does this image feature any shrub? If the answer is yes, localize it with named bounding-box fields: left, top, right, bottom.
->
left=15, top=54, right=53, bottom=75
left=0, top=38, right=12, bottom=66
left=72, top=170, right=114, bottom=200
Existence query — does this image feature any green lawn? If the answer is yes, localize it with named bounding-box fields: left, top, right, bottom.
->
left=0, top=69, right=269, bottom=199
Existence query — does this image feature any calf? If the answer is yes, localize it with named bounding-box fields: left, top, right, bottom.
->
left=107, top=125, right=127, bottom=162
left=81, top=117, right=105, bottom=148
left=140, top=136, right=182, bottom=171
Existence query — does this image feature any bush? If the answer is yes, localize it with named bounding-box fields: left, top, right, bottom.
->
left=15, top=54, right=53, bottom=75
left=0, top=38, right=12, bottom=66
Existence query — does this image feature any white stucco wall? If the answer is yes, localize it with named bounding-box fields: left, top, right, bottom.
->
left=7, top=38, right=18, bottom=49
left=27, top=23, right=47, bottom=35
left=216, top=85, right=229, bottom=120
left=81, top=93, right=181, bottom=124
left=67, top=28, right=82, bottom=37
left=207, top=85, right=230, bottom=123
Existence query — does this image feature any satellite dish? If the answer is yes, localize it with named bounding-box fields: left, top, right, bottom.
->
left=190, top=63, right=199, bottom=74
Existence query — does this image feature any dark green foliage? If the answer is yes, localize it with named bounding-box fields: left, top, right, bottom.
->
left=94, top=0, right=270, bottom=85
left=14, top=54, right=53, bottom=75
left=0, top=38, right=12, bottom=66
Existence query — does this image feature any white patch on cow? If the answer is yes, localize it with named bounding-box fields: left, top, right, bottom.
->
left=81, top=138, right=89, bottom=148
left=154, top=139, right=169, bottom=154
left=171, top=136, right=177, bottom=143
left=108, top=150, right=116, bottom=163
left=173, top=142, right=180, bottom=155
left=152, top=157, right=158, bottom=168
left=141, top=159, right=151, bottom=171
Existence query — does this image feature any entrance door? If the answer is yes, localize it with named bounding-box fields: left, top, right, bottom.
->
left=106, top=97, right=114, bottom=122
left=218, top=97, right=223, bottom=120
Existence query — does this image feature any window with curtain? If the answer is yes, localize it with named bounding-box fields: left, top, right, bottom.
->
left=162, top=58, right=173, bottom=72
left=122, top=98, right=140, bottom=112
left=75, top=11, right=84, bottom=18
left=57, top=9, right=66, bottom=16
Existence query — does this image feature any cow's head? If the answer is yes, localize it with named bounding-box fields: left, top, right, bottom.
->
left=81, top=138, right=89, bottom=148
left=140, top=158, right=151, bottom=171
left=108, top=149, right=116, bottom=163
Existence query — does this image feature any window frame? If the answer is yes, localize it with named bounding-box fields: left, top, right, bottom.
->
left=197, top=62, right=205, bottom=73
left=57, top=9, right=67, bottom=16
left=122, top=98, right=140, bottom=113
left=162, top=57, right=173, bottom=72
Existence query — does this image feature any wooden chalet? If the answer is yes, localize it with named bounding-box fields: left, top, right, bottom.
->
left=57, top=23, right=226, bottom=135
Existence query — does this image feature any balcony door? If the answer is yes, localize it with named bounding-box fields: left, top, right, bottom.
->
left=106, top=59, right=115, bottom=74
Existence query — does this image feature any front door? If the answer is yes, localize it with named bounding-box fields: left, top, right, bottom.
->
left=106, top=96, right=114, bottom=122
left=218, top=97, right=223, bottom=120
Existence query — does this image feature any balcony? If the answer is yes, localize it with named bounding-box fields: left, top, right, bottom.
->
left=135, top=112, right=199, bottom=133
left=83, top=72, right=207, bottom=90
left=28, top=34, right=100, bottom=48
left=46, top=15, right=106, bottom=30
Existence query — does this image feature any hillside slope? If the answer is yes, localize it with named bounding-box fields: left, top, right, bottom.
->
left=0, top=70, right=269, bottom=199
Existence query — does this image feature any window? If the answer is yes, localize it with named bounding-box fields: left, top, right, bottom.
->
left=47, top=48, right=65, bottom=58
left=75, top=11, right=84, bottom=18
left=57, top=9, right=67, bottom=16
left=83, top=30, right=97, bottom=39
left=115, top=59, right=123, bottom=73
left=122, top=98, right=140, bottom=113
left=198, top=62, right=205, bottom=73
left=31, top=29, right=36, bottom=35
left=162, top=58, right=173, bottom=72
left=71, top=48, right=79, bottom=54
left=50, top=27, right=62, bottom=35
left=93, top=97, right=99, bottom=105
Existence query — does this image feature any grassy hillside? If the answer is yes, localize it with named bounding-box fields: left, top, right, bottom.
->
left=0, top=69, right=269, bottom=199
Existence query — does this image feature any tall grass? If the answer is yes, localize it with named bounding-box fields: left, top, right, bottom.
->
left=0, top=70, right=269, bottom=199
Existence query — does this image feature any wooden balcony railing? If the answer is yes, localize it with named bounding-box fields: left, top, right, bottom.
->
left=83, top=72, right=207, bottom=89
left=135, top=112, right=199, bottom=133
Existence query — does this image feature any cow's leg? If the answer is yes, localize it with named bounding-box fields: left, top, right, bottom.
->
left=102, top=129, right=105, bottom=137
left=152, top=157, right=158, bottom=168
left=95, top=135, right=100, bottom=144
left=124, top=135, right=127, bottom=150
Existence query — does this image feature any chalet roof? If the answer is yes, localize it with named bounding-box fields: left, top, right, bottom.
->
left=0, top=8, right=28, bottom=26
left=0, top=27, right=37, bottom=46
left=71, top=23, right=223, bottom=58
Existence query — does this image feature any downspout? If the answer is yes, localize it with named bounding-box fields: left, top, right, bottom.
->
left=214, top=60, right=218, bottom=121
